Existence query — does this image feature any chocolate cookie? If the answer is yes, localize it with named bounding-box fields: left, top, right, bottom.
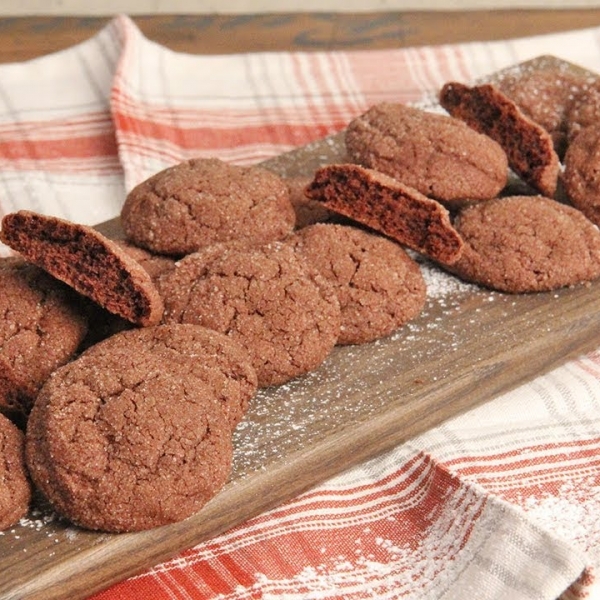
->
left=448, top=195, right=600, bottom=293
left=0, top=257, right=88, bottom=418
left=439, top=82, right=560, bottom=198
left=26, top=326, right=234, bottom=532
left=345, top=102, right=508, bottom=205
left=0, top=413, right=31, bottom=530
left=0, top=211, right=164, bottom=327
left=286, top=223, right=426, bottom=345
left=563, top=123, right=600, bottom=227
left=160, top=242, right=341, bottom=387
left=304, top=163, right=464, bottom=265
left=566, top=79, right=600, bottom=143
left=121, top=157, right=296, bottom=256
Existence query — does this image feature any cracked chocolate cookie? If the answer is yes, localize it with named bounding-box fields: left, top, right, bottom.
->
left=448, top=195, right=600, bottom=293
left=0, top=211, right=164, bottom=327
left=286, top=223, right=426, bottom=345
left=0, top=413, right=31, bottom=530
left=0, top=257, right=88, bottom=418
left=344, top=102, right=508, bottom=205
left=26, top=325, right=234, bottom=532
left=121, top=157, right=296, bottom=256
left=160, top=242, right=341, bottom=387
left=563, top=123, right=600, bottom=227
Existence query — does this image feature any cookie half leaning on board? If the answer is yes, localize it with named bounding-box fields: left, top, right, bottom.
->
left=304, top=163, right=464, bottom=265
left=439, top=81, right=560, bottom=198
left=0, top=210, right=164, bottom=327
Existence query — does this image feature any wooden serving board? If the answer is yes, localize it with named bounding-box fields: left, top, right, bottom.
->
left=2, top=56, right=600, bottom=600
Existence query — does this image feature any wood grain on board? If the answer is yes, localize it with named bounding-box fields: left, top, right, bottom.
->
left=2, top=55, right=600, bottom=600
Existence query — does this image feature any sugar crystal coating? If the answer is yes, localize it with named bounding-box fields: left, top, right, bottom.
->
left=286, top=223, right=426, bottom=345
left=345, top=102, right=508, bottom=205
left=448, top=195, right=600, bottom=293
left=121, top=157, right=296, bottom=256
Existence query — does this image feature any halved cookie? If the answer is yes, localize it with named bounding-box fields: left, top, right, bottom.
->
left=439, top=82, right=560, bottom=198
left=304, top=163, right=464, bottom=265
left=0, top=211, right=163, bottom=327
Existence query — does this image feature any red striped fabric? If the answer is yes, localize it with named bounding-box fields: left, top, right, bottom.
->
left=2, top=14, right=600, bottom=599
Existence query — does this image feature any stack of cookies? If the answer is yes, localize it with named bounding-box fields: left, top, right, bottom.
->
left=0, top=157, right=427, bottom=532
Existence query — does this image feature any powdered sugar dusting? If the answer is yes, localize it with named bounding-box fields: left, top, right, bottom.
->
left=518, top=477, right=600, bottom=565
left=417, top=258, right=476, bottom=299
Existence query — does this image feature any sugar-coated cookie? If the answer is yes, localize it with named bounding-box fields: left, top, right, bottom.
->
left=26, top=325, right=235, bottom=532
left=286, top=223, right=426, bottom=344
left=0, top=257, right=88, bottom=418
left=121, top=157, right=296, bottom=256
left=448, top=195, right=600, bottom=293
left=160, top=242, right=341, bottom=387
left=0, top=413, right=31, bottom=530
left=345, top=102, right=508, bottom=205
left=0, top=211, right=164, bottom=327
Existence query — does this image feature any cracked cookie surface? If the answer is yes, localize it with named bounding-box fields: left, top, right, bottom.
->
left=121, top=157, right=296, bottom=256
left=286, top=223, right=426, bottom=345
left=160, top=242, right=341, bottom=387
left=26, top=325, right=234, bottom=532
left=0, top=257, right=88, bottom=418
left=90, top=323, right=258, bottom=431
left=0, top=413, right=31, bottom=530
left=345, top=102, right=508, bottom=205
left=448, top=195, right=600, bottom=293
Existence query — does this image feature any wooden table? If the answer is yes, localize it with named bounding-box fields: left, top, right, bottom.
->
left=2, top=9, right=600, bottom=63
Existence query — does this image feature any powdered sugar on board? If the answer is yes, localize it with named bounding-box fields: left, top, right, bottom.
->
left=229, top=263, right=487, bottom=480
